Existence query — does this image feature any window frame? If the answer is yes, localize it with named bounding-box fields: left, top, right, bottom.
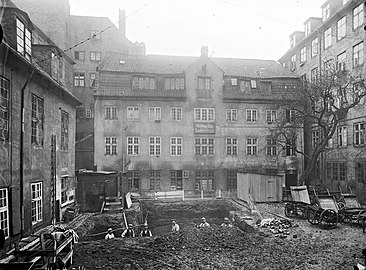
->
left=353, top=122, right=365, bottom=146
left=338, top=126, right=348, bottom=147
left=266, top=110, right=277, bottom=123
left=90, top=51, right=101, bottom=61
left=149, top=136, right=161, bottom=156
left=126, top=106, right=139, bottom=121
left=0, top=77, right=10, bottom=140
left=324, top=27, right=332, bottom=49
left=170, top=107, right=182, bottom=121
left=337, top=16, right=346, bottom=41
left=105, top=137, right=117, bottom=155
left=195, top=137, right=214, bottom=156
left=300, top=47, right=307, bottom=63
left=194, top=108, right=215, bottom=122
left=149, top=170, right=161, bottom=191
left=149, top=107, right=161, bottom=121
left=74, top=72, right=85, bottom=87
left=16, top=18, right=32, bottom=60
left=61, top=176, right=68, bottom=205
left=74, top=51, right=85, bottom=60
left=246, top=137, right=258, bottom=155
left=0, top=188, right=9, bottom=238
left=311, top=38, right=318, bottom=57
left=266, top=137, right=277, bottom=156
left=353, top=42, right=364, bottom=67
left=226, top=109, right=237, bottom=122
left=60, top=110, right=69, bottom=150
left=127, top=136, right=139, bottom=156
left=170, top=137, right=182, bottom=156
left=353, top=3, right=364, bottom=30
left=31, top=182, right=43, bottom=225
left=246, top=109, right=257, bottom=122
left=226, top=137, right=238, bottom=156
left=31, top=94, right=44, bottom=147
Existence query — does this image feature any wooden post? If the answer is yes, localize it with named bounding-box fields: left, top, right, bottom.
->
left=201, top=190, right=204, bottom=200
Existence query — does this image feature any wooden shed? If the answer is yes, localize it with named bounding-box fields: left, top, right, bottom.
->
left=237, top=172, right=283, bottom=203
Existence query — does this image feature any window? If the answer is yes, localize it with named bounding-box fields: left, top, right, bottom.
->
left=353, top=3, right=364, bottom=30
left=149, top=107, right=161, bottom=121
left=354, top=122, right=365, bottom=146
left=324, top=27, right=332, bottom=49
left=286, top=110, right=296, bottom=122
left=51, top=53, right=60, bottom=81
left=171, top=107, right=182, bottom=121
left=197, top=77, right=211, bottom=98
left=61, top=176, right=68, bottom=204
left=246, top=138, right=257, bottom=155
left=0, top=77, right=10, bottom=140
left=132, top=76, right=156, bottom=90
left=337, top=52, right=346, bottom=71
left=90, top=30, right=101, bottom=39
left=170, top=137, right=182, bottom=156
left=149, top=170, right=161, bottom=191
left=356, top=161, right=366, bottom=183
left=226, top=137, right=238, bottom=156
left=337, top=17, right=346, bottom=41
left=305, top=21, right=311, bottom=36
left=31, top=182, right=42, bottom=224
left=90, top=73, right=96, bottom=87
left=240, top=80, right=250, bottom=92
left=105, top=106, right=117, bottom=120
left=61, top=110, right=69, bottom=150
left=127, top=171, right=140, bottom=191
left=85, top=109, right=92, bottom=118
left=90, top=51, right=101, bottom=61
left=31, top=94, right=44, bottom=146
left=127, top=137, right=139, bottom=155
left=195, top=138, right=214, bottom=156
left=324, top=59, right=333, bottom=76
left=286, top=138, right=296, bottom=156
left=231, top=78, right=237, bottom=86
left=105, top=137, right=117, bottom=155
left=322, top=4, right=330, bottom=21
left=126, top=106, right=139, bottom=121
left=74, top=73, right=85, bottom=87
left=338, top=126, right=347, bottom=147
left=164, top=77, right=184, bottom=90
left=16, top=18, right=31, bottom=60
left=226, top=170, right=237, bottom=190
left=290, top=54, right=296, bottom=70
left=326, top=162, right=347, bottom=181
left=0, top=189, right=9, bottom=238
left=311, top=38, right=318, bottom=57
left=250, top=80, right=257, bottom=88
left=266, top=138, right=277, bottom=156
left=266, top=110, right=277, bottom=123
left=311, top=67, right=318, bottom=82
left=246, top=109, right=257, bottom=122
left=171, top=171, right=183, bottom=190
left=226, top=109, right=237, bottom=122
left=195, top=171, right=214, bottom=190
left=353, top=42, right=364, bottom=67
left=74, top=51, right=85, bottom=60
left=149, top=136, right=161, bottom=156
left=194, top=108, right=215, bottom=122
left=312, top=130, right=319, bottom=148
left=300, top=47, right=307, bottom=63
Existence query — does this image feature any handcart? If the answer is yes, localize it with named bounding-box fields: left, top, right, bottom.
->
left=306, top=189, right=340, bottom=229
left=284, top=186, right=313, bottom=219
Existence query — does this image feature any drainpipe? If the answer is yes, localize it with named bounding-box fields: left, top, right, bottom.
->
left=19, top=70, right=34, bottom=237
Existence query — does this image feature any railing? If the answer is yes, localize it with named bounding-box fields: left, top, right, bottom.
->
left=137, top=189, right=237, bottom=200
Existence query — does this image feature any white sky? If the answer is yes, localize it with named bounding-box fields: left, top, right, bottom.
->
left=69, top=0, right=323, bottom=60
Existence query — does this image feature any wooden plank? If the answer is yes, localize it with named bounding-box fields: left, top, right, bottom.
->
left=61, top=250, right=73, bottom=265
left=56, top=236, right=73, bottom=254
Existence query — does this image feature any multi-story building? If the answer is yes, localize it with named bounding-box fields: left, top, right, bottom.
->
left=11, top=0, right=146, bottom=169
left=0, top=1, right=81, bottom=250
left=278, top=0, right=366, bottom=200
left=94, top=47, right=302, bottom=197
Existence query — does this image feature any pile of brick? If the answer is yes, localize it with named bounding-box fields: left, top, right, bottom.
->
left=257, top=218, right=294, bottom=238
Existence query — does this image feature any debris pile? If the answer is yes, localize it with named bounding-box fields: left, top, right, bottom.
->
left=257, top=218, right=295, bottom=238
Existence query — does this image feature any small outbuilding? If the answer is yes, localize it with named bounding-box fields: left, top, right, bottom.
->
left=237, top=172, right=283, bottom=203
left=76, top=169, right=127, bottom=212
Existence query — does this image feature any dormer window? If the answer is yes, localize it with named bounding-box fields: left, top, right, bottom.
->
left=304, top=21, right=311, bottom=36
left=231, top=78, right=237, bottom=86
left=250, top=80, right=257, bottom=89
left=322, top=4, right=330, bottom=21
left=16, top=18, right=32, bottom=60
left=132, top=76, right=156, bottom=90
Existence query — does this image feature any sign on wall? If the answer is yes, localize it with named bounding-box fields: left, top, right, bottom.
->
left=194, top=123, right=215, bottom=134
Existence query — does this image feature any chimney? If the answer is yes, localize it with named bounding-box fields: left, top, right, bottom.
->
left=201, top=46, right=208, bottom=58
left=119, top=9, right=126, bottom=38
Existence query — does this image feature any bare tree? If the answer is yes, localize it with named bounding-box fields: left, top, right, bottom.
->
left=269, top=67, right=366, bottom=185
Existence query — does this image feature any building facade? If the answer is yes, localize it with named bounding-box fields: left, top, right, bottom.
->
left=278, top=0, right=366, bottom=200
left=11, top=0, right=146, bottom=170
left=94, top=47, right=303, bottom=197
left=0, top=1, right=80, bottom=250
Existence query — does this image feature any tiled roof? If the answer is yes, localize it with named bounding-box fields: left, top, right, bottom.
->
left=98, top=52, right=298, bottom=79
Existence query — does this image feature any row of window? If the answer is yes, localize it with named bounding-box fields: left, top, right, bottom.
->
left=104, top=105, right=295, bottom=123
left=105, top=136, right=296, bottom=157
left=326, top=160, right=366, bottom=184
left=312, top=122, right=365, bottom=148
left=127, top=170, right=238, bottom=191
left=74, top=72, right=96, bottom=87
left=293, top=40, right=363, bottom=72
left=74, top=51, right=101, bottom=61
left=0, top=80, right=69, bottom=149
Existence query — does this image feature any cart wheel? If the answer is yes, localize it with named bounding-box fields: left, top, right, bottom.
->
left=284, top=204, right=293, bottom=217
left=307, top=209, right=321, bottom=225
left=356, top=211, right=366, bottom=227
left=320, top=209, right=338, bottom=228
left=341, top=214, right=351, bottom=223
left=298, top=206, right=308, bottom=219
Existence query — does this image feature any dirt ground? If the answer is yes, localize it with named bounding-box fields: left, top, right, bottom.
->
left=71, top=200, right=366, bottom=269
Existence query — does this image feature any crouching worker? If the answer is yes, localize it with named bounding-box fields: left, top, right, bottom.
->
left=171, top=220, right=180, bottom=232
left=105, top=228, right=115, bottom=240
left=221, top=217, right=233, bottom=228
left=140, top=224, right=152, bottom=237
left=121, top=224, right=135, bottom=238
left=198, top=217, right=210, bottom=228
